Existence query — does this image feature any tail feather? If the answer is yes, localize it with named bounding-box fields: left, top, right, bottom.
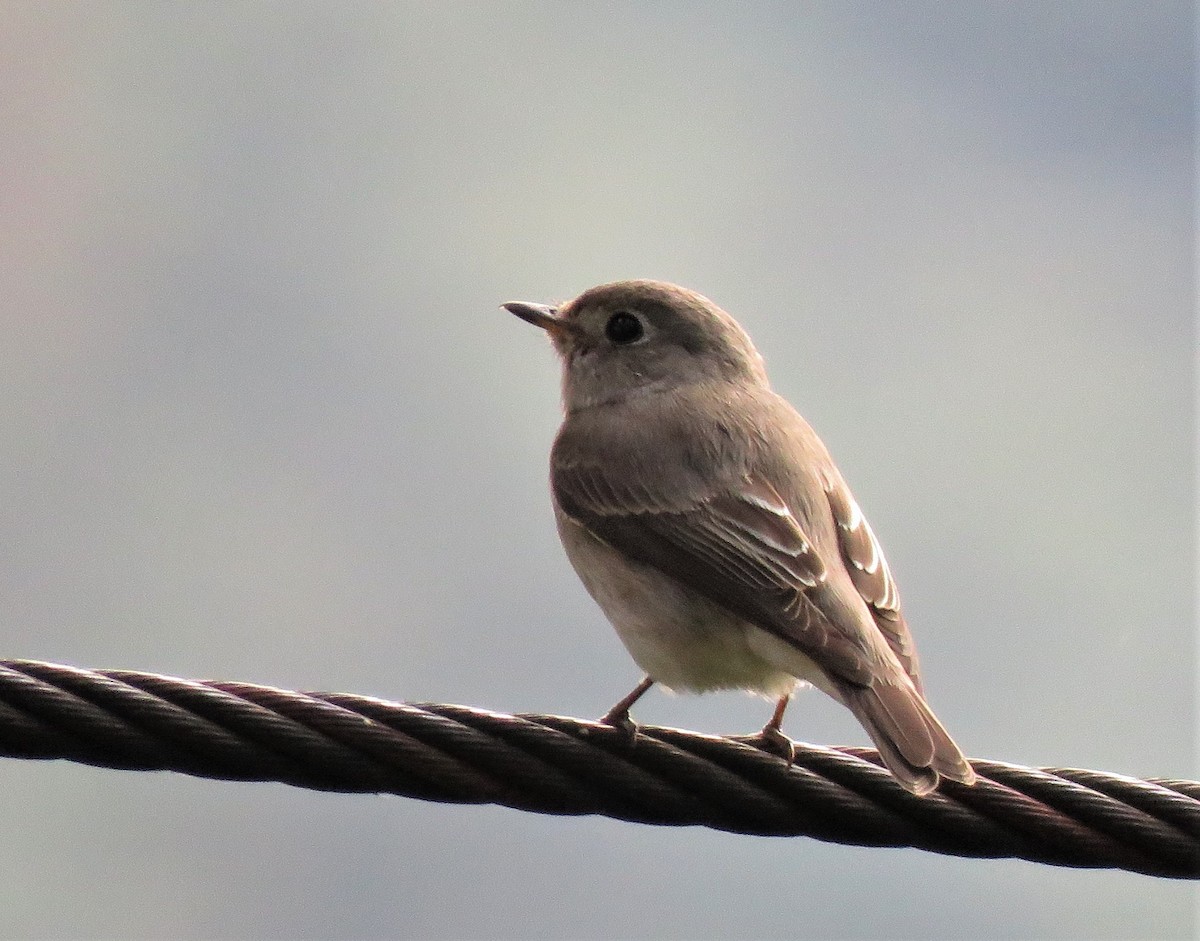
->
left=844, top=681, right=976, bottom=796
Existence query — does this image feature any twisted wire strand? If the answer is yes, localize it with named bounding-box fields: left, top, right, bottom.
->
left=0, top=659, right=1195, bottom=879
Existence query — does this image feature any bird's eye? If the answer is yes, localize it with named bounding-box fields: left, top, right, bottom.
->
left=605, top=311, right=644, bottom=344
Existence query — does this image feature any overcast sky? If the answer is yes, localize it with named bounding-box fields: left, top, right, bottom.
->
left=0, top=2, right=1195, bottom=938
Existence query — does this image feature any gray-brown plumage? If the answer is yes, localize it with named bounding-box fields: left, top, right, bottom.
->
left=505, top=280, right=975, bottom=795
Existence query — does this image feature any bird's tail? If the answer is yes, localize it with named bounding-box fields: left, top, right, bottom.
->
left=843, top=680, right=976, bottom=796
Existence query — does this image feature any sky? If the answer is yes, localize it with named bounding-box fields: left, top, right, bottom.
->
left=0, top=2, right=1195, bottom=938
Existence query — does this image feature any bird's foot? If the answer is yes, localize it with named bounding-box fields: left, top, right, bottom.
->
left=597, top=676, right=654, bottom=748
left=734, top=726, right=797, bottom=766
left=599, top=706, right=639, bottom=748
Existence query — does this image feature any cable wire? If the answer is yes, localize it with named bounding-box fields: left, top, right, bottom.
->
left=0, top=659, right=1194, bottom=879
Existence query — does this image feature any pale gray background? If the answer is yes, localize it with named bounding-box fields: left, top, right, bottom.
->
left=0, top=2, right=1195, bottom=938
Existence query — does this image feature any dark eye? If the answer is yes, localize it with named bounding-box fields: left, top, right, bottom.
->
left=605, top=311, right=644, bottom=344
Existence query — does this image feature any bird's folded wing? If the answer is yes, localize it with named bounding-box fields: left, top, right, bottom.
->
left=553, top=462, right=877, bottom=686
left=822, top=473, right=922, bottom=691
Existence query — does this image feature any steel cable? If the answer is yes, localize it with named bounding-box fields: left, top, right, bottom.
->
left=0, top=659, right=1194, bottom=879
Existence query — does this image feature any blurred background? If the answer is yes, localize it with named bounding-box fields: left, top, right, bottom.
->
left=0, top=2, right=1194, bottom=938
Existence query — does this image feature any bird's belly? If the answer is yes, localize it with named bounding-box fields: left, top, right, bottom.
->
left=556, top=511, right=812, bottom=697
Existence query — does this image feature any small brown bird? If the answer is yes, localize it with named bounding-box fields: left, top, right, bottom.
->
left=505, top=280, right=975, bottom=794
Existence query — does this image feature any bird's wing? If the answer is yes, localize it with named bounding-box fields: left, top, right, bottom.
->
left=822, top=473, right=923, bottom=692
left=552, top=457, right=879, bottom=687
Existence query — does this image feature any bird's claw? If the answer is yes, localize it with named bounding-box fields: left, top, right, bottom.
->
left=734, top=726, right=797, bottom=765
left=600, top=707, right=640, bottom=747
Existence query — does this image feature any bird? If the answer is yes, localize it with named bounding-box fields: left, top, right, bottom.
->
left=504, top=279, right=975, bottom=795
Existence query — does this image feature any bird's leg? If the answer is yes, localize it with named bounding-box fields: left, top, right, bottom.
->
left=737, top=694, right=797, bottom=765
left=600, top=676, right=654, bottom=745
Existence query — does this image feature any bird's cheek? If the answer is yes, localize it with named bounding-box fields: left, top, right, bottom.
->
left=562, top=341, right=597, bottom=367
left=551, top=333, right=579, bottom=358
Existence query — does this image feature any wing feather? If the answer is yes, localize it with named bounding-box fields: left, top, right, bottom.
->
left=823, top=474, right=922, bottom=690
left=553, top=459, right=877, bottom=685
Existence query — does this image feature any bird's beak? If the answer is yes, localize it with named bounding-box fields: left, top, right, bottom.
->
left=503, top=301, right=571, bottom=337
